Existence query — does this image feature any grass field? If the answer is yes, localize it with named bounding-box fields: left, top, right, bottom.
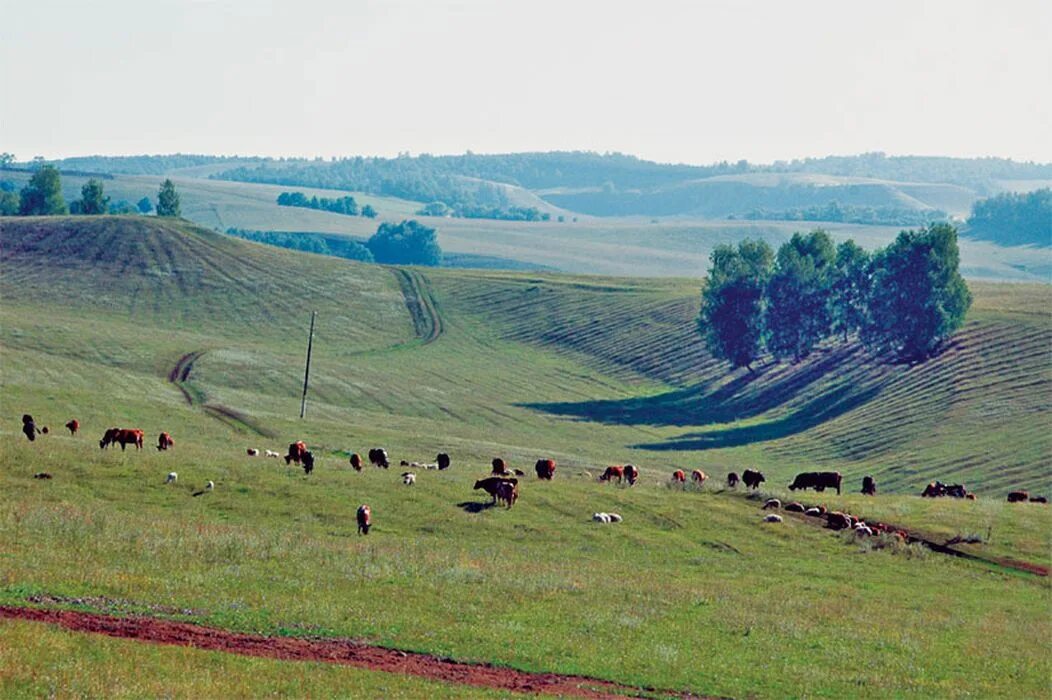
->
left=0, top=216, right=1049, bottom=697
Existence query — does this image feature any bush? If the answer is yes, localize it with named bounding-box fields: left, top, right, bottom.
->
left=366, top=220, right=441, bottom=266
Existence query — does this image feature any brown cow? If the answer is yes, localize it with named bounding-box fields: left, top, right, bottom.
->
left=598, top=466, right=624, bottom=484
left=535, top=459, right=556, bottom=480
left=285, top=441, right=308, bottom=465
left=65, top=419, right=79, bottom=436
left=1007, top=491, right=1029, bottom=503
left=357, top=505, right=372, bottom=535
left=156, top=432, right=174, bottom=451
left=491, top=458, right=510, bottom=476
left=742, top=469, right=765, bottom=490
left=496, top=480, right=519, bottom=508
left=826, top=512, right=852, bottom=530
left=474, top=476, right=517, bottom=504
left=788, top=471, right=842, bottom=495
left=727, top=472, right=739, bottom=488
left=691, top=469, right=707, bottom=485
left=349, top=453, right=363, bottom=471
left=671, top=469, right=686, bottom=484
left=623, top=464, right=639, bottom=486
left=99, top=428, right=144, bottom=451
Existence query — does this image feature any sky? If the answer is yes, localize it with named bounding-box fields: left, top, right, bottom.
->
left=2, top=0, right=1050, bottom=165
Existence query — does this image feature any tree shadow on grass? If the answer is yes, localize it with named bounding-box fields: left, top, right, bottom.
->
left=632, top=384, right=882, bottom=451
left=456, top=501, right=496, bottom=513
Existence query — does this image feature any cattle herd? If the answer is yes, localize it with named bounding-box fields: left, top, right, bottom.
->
left=15, top=414, right=1049, bottom=541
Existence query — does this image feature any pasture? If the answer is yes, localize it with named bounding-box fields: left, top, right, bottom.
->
left=0, top=216, right=1049, bottom=697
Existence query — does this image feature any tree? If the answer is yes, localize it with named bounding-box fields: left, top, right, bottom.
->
left=697, top=239, right=774, bottom=371
left=137, top=196, right=153, bottom=214
left=417, top=201, right=450, bottom=217
left=78, top=178, right=110, bottom=215
left=863, top=223, right=972, bottom=360
left=19, top=165, right=67, bottom=215
left=156, top=179, right=181, bottom=217
left=830, top=240, right=871, bottom=341
left=108, top=199, right=138, bottom=214
left=765, top=230, right=837, bottom=362
left=366, top=219, right=442, bottom=265
left=361, top=204, right=377, bottom=218
left=0, top=189, right=18, bottom=215
left=0, top=153, right=14, bottom=168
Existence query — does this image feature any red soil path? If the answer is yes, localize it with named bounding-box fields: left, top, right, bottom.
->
left=0, top=606, right=706, bottom=699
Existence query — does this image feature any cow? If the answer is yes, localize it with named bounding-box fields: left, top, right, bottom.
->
left=826, top=512, right=852, bottom=530
left=349, top=453, right=363, bottom=471
left=742, top=469, right=765, bottom=490
left=671, top=469, right=686, bottom=484
left=727, top=472, right=740, bottom=488
left=763, top=498, right=781, bottom=510
left=474, top=476, right=516, bottom=504
left=265, top=450, right=281, bottom=458
left=165, top=472, right=178, bottom=484
left=623, top=464, right=639, bottom=486
left=402, top=472, right=416, bottom=485
left=535, top=459, right=557, bottom=480
left=21, top=415, right=41, bottom=442
left=921, top=481, right=944, bottom=497
left=437, top=453, right=451, bottom=470
left=496, top=480, right=519, bottom=508
left=156, top=432, right=174, bottom=451
left=944, top=484, right=968, bottom=498
left=302, top=451, right=315, bottom=475
left=691, top=469, right=708, bottom=486
left=593, top=512, right=611, bottom=523
left=33, top=472, right=52, bottom=480
left=99, top=428, right=144, bottom=451
left=784, top=502, right=805, bottom=513
left=246, top=448, right=260, bottom=457
left=65, top=419, right=79, bottom=436
left=491, top=458, right=511, bottom=475
left=861, top=476, right=876, bottom=496
left=965, top=493, right=977, bottom=501
left=1030, top=496, right=1048, bottom=504
left=368, top=448, right=389, bottom=469
left=763, top=514, right=783, bottom=523
left=285, top=441, right=308, bottom=465
left=598, top=466, right=624, bottom=484
left=357, top=505, right=372, bottom=535
left=788, top=471, right=842, bottom=495
left=1007, top=491, right=1029, bottom=503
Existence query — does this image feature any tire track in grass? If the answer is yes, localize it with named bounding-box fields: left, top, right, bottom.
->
left=0, top=606, right=711, bottom=699
left=390, top=268, right=443, bottom=344
left=166, top=350, right=277, bottom=439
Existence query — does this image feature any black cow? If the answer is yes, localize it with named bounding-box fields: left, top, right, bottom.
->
left=742, top=469, right=765, bottom=490
left=788, top=471, right=842, bottom=495
left=861, top=475, right=877, bottom=496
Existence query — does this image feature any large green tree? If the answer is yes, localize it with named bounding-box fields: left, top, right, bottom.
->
left=19, top=165, right=67, bottom=215
left=366, top=219, right=442, bottom=265
left=863, top=223, right=971, bottom=359
left=765, top=230, right=837, bottom=362
left=698, top=239, right=774, bottom=371
left=156, top=179, right=181, bottom=217
left=830, top=239, right=872, bottom=341
left=77, top=178, right=110, bottom=215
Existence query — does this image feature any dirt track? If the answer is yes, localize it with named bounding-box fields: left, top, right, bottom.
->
left=391, top=268, right=443, bottom=344
left=0, top=606, right=704, bottom=699
left=165, top=351, right=276, bottom=438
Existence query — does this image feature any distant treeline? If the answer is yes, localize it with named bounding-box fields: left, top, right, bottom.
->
left=738, top=201, right=948, bottom=227
left=228, top=219, right=441, bottom=266
left=226, top=229, right=374, bottom=262
left=416, top=200, right=550, bottom=221
left=14, top=154, right=256, bottom=176
left=964, top=189, right=1051, bottom=247
left=276, top=191, right=376, bottom=218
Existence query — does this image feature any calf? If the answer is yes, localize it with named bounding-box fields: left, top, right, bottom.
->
left=496, top=480, right=519, bottom=508
left=727, top=472, right=740, bottom=488
left=21, top=414, right=40, bottom=442
left=1030, top=496, right=1048, bottom=504
left=157, top=432, right=174, bottom=451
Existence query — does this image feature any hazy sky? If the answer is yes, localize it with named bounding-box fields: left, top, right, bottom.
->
left=3, top=0, right=1050, bottom=164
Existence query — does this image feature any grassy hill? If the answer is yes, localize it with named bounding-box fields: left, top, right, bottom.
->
left=1, top=216, right=1049, bottom=697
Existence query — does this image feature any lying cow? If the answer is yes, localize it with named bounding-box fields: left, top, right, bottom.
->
left=788, top=471, right=842, bottom=495
left=1007, top=491, right=1029, bottom=503
left=535, top=459, right=556, bottom=480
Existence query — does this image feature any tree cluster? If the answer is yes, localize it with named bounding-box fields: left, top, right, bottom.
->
left=739, top=200, right=948, bottom=227
left=1, top=168, right=175, bottom=218
left=965, top=188, right=1051, bottom=247
left=698, top=224, right=971, bottom=367
left=226, top=229, right=374, bottom=262
left=276, top=191, right=376, bottom=217
left=366, top=220, right=442, bottom=266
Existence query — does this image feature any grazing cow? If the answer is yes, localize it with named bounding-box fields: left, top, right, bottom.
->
left=474, top=476, right=517, bottom=504
left=21, top=415, right=41, bottom=442
left=33, top=472, right=52, bottom=480
left=788, top=471, right=843, bottom=495
left=727, top=472, right=740, bottom=488
left=165, top=472, right=178, bottom=484
left=826, top=512, right=852, bottom=530
left=99, top=428, right=144, bottom=451
left=193, top=480, right=215, bottom=497
left=284, top=441, right=308, bottom=465
left=349, top=453, right=363, bottom=471
left=1007, top=491, right=1029, bottom=503
left=496, top=480, right=519, bottom=508
left=623, top=464, right=639, bottom=486
left=742, top=469, right=765, bottom=490
left=535, top=459, right=557, bottom=480
left=491, top=458, right=510, bottom=476
left=691, top=469, right=708, bottom=486
left=246, top=448, right=260, bottom=457
left=763, top=498, right=781, bottom=510
left=671, top=469, right=686, bottom=484
left=368, top=448, right=389, bottom=469
left=784, top=502, right=805, bottom=513
left=402, top=472, right=416, bottom=485
left=861, top=476, right=876, bottom=496
left=763, top=514, right=783, bottom=523
left=65, top=419, right=79, bottom=436
left=598, top=466, right=624, bottom=484
left=157, top=432, right=174, bottom=451
left=357, top=505, right=372, bottom=535
left=1030, top=496, right=1048, bottom=504
left=437, top=453, right=451, bottom=470
left=302, top=451, right=315, bottom=475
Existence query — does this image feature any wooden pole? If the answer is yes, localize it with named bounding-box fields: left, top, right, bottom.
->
left=300, top=310, right=316, bottom=419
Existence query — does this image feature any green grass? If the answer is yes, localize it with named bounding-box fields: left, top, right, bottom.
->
left=0, top=216, right=1049, bottom=697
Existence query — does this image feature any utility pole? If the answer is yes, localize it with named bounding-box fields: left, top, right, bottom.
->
left=300, top=310, right=316, bottom=419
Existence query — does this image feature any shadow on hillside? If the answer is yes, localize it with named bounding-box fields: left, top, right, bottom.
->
left=456, top=501, right=496, bottom=513
left=522, top=344, right=872, bottom=428
left=632, top=385, right=881, bottom=451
